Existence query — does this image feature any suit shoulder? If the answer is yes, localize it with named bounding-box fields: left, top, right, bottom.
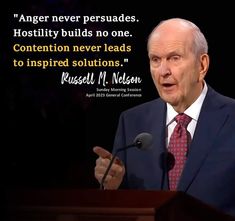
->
left=121, top=98, right=164, bottom=117
left=215, top=91, right=235, bottom=105
left=215, top=93, right=235, bottom=111
left=207, top=86, right=235, bottom=107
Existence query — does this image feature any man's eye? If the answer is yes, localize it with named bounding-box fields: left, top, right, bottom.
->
left=151, top=57, right=160, bottom=63
left=170, top=56, right=180, bottom=62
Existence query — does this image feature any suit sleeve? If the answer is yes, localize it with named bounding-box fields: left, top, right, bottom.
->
left=112, top=112, right=129, bottom=189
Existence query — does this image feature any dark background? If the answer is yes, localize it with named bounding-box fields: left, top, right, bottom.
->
left=1, top=0, right=234, bottom=190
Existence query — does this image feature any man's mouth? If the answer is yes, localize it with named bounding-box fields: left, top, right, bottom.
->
left=162, top=83, right=175, bottom=87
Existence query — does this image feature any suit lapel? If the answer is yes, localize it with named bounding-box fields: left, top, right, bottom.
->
left=149, top=99, right=166, bottom=150
left=148, top=99, right=167, bottom=189
left=178, top=87, right=230, bottom=191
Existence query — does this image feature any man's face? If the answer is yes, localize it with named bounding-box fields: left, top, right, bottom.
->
left=148, top=25, right=205, bottom=112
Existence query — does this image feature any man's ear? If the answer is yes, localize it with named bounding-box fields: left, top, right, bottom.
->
left=199, top=53, right=209, bottom=81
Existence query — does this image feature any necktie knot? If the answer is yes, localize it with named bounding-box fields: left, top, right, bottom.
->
left=175, top=113, right=191, bottom=128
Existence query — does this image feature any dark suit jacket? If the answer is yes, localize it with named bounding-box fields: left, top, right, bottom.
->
left=113, top=86, right=235, bottom=217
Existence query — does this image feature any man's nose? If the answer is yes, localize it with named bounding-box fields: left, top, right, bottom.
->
left=159, top=60, right=170, bottom=76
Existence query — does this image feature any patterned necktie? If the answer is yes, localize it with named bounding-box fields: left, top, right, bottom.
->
left=168, top=113, right=192, bottom=190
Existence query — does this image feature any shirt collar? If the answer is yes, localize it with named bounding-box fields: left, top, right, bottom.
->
left=166, top=82, right=208, bottom=126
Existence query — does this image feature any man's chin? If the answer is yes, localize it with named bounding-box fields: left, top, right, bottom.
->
left=161, top=94, right=178, bottom=105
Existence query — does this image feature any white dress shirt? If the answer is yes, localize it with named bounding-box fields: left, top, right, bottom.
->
left=166, top=82, right=208, bottom=146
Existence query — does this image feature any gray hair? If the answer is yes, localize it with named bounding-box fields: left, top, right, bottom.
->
left=147, top=18, right=208, bottom=57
